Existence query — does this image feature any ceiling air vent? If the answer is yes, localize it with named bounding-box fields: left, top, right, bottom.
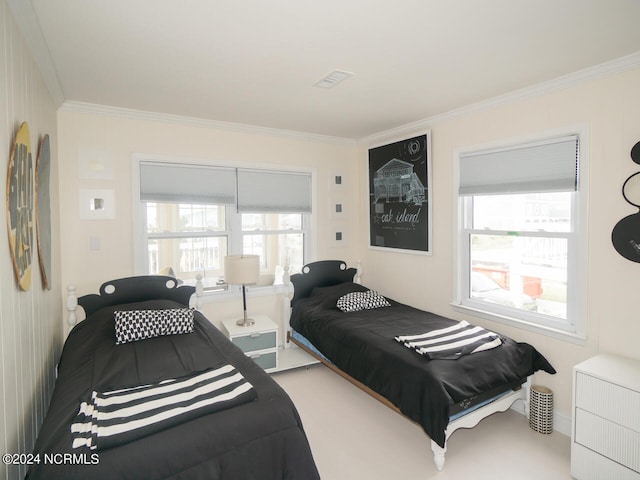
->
left=314, top=70, right=354, bottom=88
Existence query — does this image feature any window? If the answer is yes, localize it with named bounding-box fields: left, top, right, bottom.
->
left=134, top=160, right=312, bottom=291
left=241, top=213, right=305, bottom=285
left=455, top=134, right=587, bottom=339
left=145, top=202, right=228, bottom=290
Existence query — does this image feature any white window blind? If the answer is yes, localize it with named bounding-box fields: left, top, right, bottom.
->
left=237, top=169, right=312, bottom=213
left=140, top=163, right=236, bottom=204
left=459, top=135, right=579, bottom=196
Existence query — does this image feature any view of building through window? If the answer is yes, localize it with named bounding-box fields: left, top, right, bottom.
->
left=466, top=192, right=572, bottom=323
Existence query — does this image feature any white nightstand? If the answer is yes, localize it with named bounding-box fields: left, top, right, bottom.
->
left=221, top=315, right=279, bottom=372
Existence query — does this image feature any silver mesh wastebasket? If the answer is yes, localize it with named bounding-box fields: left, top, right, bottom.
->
left=529, top=385, right=553, bottom=434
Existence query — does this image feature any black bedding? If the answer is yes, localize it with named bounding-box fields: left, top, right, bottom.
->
left=289, top=281, right=555, bottom=448
left=28, top=296, right=319, bottom=480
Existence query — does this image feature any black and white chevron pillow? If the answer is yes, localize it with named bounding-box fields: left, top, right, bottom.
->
left=114, top=308, right=194, bottom=344
left=336, top=290, right=390, bottom=313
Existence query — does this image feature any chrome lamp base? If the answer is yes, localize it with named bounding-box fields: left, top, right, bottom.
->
left=236, top=315, right=255, bottom=327
left=236, top=284, right=255, bottom=326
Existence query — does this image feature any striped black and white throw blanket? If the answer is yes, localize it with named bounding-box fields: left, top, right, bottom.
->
left=71, top=364, right=257, bottom=450
left=395, top=320, right=503, bottom=360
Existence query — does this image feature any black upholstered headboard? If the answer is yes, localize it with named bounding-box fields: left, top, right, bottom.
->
left=78, top=275, right=195, bottom=318
left=290, top=260, right=357, bottom=307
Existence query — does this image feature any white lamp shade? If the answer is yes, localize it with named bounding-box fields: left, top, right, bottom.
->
left=224, top=255, right=260, bottom=285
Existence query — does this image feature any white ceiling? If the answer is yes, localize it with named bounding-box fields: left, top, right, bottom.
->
left=15, top=0, right=640, bottom=140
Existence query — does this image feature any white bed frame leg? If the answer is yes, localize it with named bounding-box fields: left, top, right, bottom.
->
left=428, top=376, right=533, bottom=471
left=430, top=439, right=447, bottom=471
left=522, top=376, right=532, bottom=419
left=67, top=284, right=78, bottom=327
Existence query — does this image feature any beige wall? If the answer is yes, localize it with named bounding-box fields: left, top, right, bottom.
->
left=57, top=110, right=361, bottom=333
left=359, top=67, right=640, bottom=423
left=0, top=2, right=62, bottom=478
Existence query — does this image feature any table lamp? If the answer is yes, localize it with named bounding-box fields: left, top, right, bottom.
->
left=225, top=254, right=260, bottom=326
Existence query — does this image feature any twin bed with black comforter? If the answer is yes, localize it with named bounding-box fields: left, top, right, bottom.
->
left=27, top=275, right=319, bottom=480
left=288, top=260, right=556, bottom=470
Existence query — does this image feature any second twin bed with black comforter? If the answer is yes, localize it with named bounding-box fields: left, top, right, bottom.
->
left=288, top=260, right=556, bottom=470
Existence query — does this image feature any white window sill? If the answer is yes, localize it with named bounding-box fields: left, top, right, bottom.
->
left=450, top=303, right=587, bottom=345
left=194, top=283, right=291, bottom=305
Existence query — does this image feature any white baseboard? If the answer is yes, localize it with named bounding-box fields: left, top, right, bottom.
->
left=510, top=401, right=571, bottom=437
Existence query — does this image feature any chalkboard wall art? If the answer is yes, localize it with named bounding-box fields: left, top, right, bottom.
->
left=368, top=133, right=431, bottom=253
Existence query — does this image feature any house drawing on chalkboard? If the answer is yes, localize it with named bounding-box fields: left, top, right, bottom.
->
left=373, top=159, right=426, bottom=205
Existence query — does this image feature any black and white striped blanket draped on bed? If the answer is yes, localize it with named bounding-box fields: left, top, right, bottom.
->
left=71, top=364, right=257, bottom=451
left=395, top=320, right=503, bottom=360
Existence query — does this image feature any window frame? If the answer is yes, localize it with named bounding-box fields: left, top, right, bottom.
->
left=452, top=128, right=589, bottom=343
left=132, top=156, right=315, bottom=298
left=143, top=201, right=231, bottom=290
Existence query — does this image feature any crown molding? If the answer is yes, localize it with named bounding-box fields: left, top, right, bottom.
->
left=59, top=101, right=357, bottom=145
left=9, top=0, right=640, bottom=146
left=7, top=0, right=65, bottom=106
left=360, top=51, right=640, bottom=146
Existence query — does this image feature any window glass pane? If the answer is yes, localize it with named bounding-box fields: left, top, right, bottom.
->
left=147, top=203, right=158, bottom=230
left=146, top=202, right=225, bottom=233
left=147, top=236, right=228, bottom=290
left=242, top=213, right=302, bottom=231
left=470, top=234, right=567, bottom=319
left=243, top=232, right=304, bottom=285
left=472, top=192, right=572, bottom=233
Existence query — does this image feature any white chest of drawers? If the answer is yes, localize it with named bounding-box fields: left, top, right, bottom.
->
left=571, top=354, right=640, bottom=480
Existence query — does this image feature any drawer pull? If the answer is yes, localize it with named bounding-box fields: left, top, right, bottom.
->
left=250, top=333, right=261, bottom=338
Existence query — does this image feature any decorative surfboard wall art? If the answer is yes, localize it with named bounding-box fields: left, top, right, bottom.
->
left=36, top=134, right=52, bottom=289
left=611, top=141, right=640, bottom=262
left=6, top=121, right=34, bottom=291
